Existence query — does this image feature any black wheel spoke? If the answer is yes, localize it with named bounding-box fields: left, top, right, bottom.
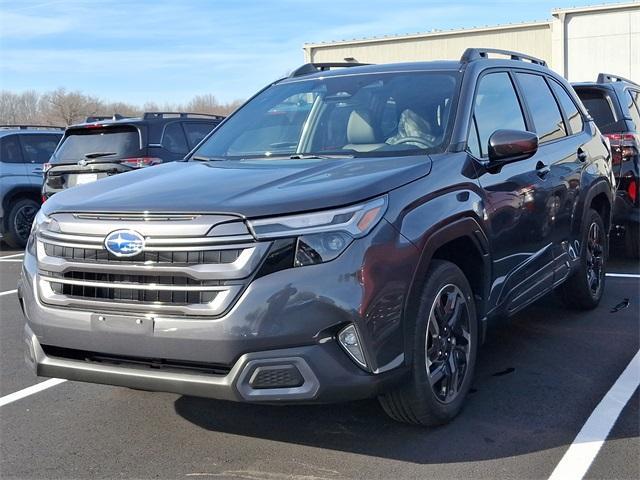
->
left=425, top=283, right=472, bottom=403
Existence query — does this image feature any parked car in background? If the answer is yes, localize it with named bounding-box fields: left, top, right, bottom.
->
left=573, top=74, right=640, bottom=258
left=0, top=125, right=63, bottom=248
left=22, top=49, right=614, bottom=426
left=42, top=112, right=224, bottom=199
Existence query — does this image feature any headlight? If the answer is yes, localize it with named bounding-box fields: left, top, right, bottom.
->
left=27, top=210, right=55, bottom=256
left=248, top=196, right=387, bottom=239
left=250, top=196, right=388, bottom=270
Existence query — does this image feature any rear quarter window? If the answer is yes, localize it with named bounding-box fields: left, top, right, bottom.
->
left=20, top=134, right=61, bottom=163
left=574, top=88, right=624, bottom=134
left=52, top=125, right=143, bottom=163
left=183, top=122, right=216, bottom=148
left=624, top=90, right=640, bottom=131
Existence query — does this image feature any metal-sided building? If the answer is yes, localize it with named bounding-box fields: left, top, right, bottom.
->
left=303, top=2, right=639, bottom=81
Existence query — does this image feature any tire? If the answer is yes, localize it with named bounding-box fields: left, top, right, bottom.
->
left=3, top=198, right=39, bottom=249
left=378, top=260, right=478, bottom=426
left=559, top=209, right=607, bottom=310
left=624, top=221, right=639, bottom=259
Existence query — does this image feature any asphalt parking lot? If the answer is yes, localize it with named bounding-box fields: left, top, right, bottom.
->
left=0, top=244, right=638, bottom=480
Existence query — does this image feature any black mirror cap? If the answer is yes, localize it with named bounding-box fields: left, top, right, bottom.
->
left=488, top=129, right=538, bottom=164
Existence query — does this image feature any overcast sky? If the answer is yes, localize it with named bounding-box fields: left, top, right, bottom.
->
left=0, top=0, right=626, bottom=105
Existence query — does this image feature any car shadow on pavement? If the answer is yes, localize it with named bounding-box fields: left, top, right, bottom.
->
left=175, top=289, right=639, bottom=464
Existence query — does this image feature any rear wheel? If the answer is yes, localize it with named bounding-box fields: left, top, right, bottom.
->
left=3, top=198, right=39, bottom=249
left=559, top=209, right=607, bottom=309
left=379, top=260, right=478, bottom=426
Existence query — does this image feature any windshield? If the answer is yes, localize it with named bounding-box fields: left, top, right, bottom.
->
left=52, top=125, right=143, bottom=163
left=191, top=71, right=459, bottom=160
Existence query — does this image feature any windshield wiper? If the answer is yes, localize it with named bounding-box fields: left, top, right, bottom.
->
left=288, top=154, right=354, bottom=160
left=191, top=155, right=228, bottom=162
left=84, top=152, right=117, bottom=159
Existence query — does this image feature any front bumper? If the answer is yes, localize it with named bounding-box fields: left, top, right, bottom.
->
left=19, top=218, right=417, bottom=403
left=24, top=323, right=400, bottom=403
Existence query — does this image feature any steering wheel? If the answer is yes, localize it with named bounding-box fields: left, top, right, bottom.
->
left=392, top=136, right=432, bottom=149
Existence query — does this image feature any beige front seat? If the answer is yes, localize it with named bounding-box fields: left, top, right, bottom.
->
left=343, top=110, right=386, bottom=152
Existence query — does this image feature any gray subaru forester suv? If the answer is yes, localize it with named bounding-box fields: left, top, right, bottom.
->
left=20, top=49, right=614, bottom=426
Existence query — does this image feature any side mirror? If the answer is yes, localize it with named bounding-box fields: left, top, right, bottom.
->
left=488, top=129, right=538, bottom=164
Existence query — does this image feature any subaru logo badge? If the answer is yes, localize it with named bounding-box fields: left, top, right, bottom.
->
left=78, top=159, right=88, bottom=167
left=104, top=230, right=145, bottom=257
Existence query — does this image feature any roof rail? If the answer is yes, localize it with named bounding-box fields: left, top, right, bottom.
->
left=289, top=62, right=371, bottom=78
left=142, top=112, right=225, bottom=120
left=461, top=48, right=547, bottom=66
left=0, top=125, right=65, bottom=131
left=84, top=114, right=130, bottom=123
left=597, top=73, right=639, bottom=87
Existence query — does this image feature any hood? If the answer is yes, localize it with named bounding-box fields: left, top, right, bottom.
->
left=43, top=156, right=432, bottom=218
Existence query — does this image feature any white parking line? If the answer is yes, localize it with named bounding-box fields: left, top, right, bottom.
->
left=0, top=289, right=17, bottom=297
left=606, top=273, right=640, bottom=278
left=548, top=350, right=640, bottom=480
left=0, top=259, right=23, bottom=263
left=0, top=252, right=24, bottom=259
left=0, top=379, right=67, bottom=408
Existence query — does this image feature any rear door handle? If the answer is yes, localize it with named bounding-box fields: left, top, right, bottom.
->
left=536, top=161, right=550, bottom=178
left=33, top=168, right=43, bottom=173
left=577, top=148, right=588, bottom=162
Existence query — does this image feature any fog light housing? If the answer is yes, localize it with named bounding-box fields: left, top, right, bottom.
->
left=338, top=324, right=367, bottom=369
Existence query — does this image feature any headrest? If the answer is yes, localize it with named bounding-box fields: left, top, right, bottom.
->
left=347, top=110, right=376, bottom=144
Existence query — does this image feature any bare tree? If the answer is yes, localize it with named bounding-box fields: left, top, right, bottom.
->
left=41, top=88, right=102, bottom=125
left=0, top=88, right=245, bottom=126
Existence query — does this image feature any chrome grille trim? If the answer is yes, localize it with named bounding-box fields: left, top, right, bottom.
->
left=73, top=213, right=201, bottom=221
left=39, top=275, right=230, bottom=292
left=38, top=230, right=256, bottom=250
left=37, top=242, right=268, bottom=280
left=35, top=212, right=269, bottom=316
left=38, top=276, right=242, bottom=315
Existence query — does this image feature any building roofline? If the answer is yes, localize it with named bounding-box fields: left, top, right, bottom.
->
left=552, top=1, right=639, bottom=16
left=303, top=20, right=551, bottom=49
left=304, top=1, right=639, bottom=50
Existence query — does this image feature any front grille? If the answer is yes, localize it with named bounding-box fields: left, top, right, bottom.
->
left=45, top=270, right=224, bottom=305
left=36, top=213, right=270, bottom=316
left=41, top=344, right=231, bottom=376
left=43, top=243, right=243, bottom=265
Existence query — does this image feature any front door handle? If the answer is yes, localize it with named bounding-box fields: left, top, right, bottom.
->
left=536, top=161, right=550, bottom=178
left=577, top=148, right=588, bottom=162
left=33, top=168, right=43, bottom=173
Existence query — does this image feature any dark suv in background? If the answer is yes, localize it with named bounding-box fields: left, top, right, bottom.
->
left=22, top=49, right=614, bottom=426
left=42, top=112, right=224, bottom=199
left=0, top=125, right=63, bottom=247
left=573, top=74, right=640, bottom=257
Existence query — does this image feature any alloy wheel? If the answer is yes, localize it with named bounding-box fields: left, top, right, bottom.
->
left=425, top=284, right=472, bottom=403
left=13, top=204, right=37, bottom=243
left=586, top=221, right=604, bottom=297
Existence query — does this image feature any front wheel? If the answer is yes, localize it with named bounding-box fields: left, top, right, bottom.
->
left=559, top=209, right=607, bottom=309
left=378, top=260, right=478, bottom=426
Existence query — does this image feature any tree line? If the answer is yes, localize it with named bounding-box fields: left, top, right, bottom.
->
left=0, top=88, right=244, bottom=126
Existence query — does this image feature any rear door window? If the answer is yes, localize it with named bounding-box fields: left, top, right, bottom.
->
left=183, top=122, right=215, bottom=148
left=549, top=81, right=584, bottom=135
left=516, top=73, right=566, bottom=143
left=469, top=72, right=526, bottom=158
left=0, top=135, right=24, bottom=163
left=162, top=122, right=189, bottom=154
left=53, top=125, right=142, bottom=163
left=20, top=134, right=61, bottom=163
